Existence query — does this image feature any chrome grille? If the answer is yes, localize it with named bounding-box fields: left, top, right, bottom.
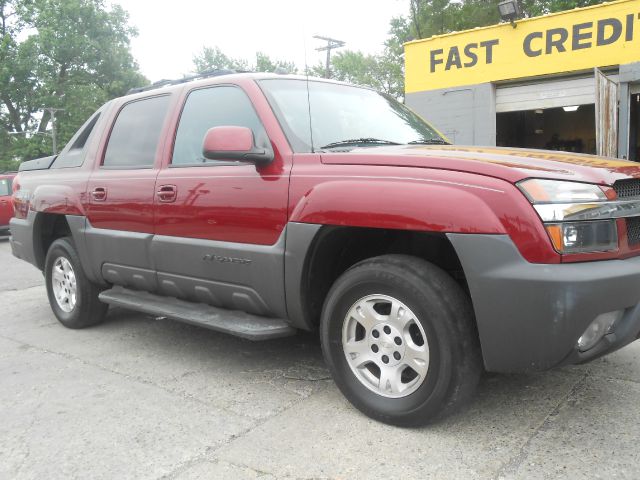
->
left=614, top=179, right=640, bottom=199
left=627, top=217, right=640, bottom=246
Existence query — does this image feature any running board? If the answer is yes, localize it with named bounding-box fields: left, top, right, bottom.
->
left=98, top=287, right=296, bottom=341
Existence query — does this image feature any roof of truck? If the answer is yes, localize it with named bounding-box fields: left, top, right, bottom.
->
left=125, top=70, right=366, bottom=97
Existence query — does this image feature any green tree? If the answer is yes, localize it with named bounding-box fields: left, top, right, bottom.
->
left=192, top=46, right=249, bottom=72
left=255, top=52, right=297, bottom=74
left=0, top=0, right=146, bottom=165
left=403, top=0, right=609, bottom=40
left=324, top=50, right=403, bottom=98
left=193, top=47, right=297, bottom=74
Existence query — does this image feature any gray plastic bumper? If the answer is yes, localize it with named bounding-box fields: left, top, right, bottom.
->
left=448, top=234, right=640, bottom=373
left=9, top=214, right=37, bottom=268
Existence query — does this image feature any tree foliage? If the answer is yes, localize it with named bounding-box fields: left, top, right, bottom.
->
left=0, top=0, right=146, bottom=168
left=309, top=50, right=403, bottom=99
left=193, top=47, right=297, bottom=74
left=405, top=0, right=609, bottom=39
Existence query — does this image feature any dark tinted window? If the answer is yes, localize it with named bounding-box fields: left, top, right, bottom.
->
left=70, top=112, right=100, bottom=150
left=172, top=86, right=266, bottom=165
left=103, top=95, right=170, bottom=168
left=52, top=112, right=102, bottom=169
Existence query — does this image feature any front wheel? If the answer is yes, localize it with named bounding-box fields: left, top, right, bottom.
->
left=320, top=254, right=482, bottom=426
left=45, top=237, right=108, bottom=329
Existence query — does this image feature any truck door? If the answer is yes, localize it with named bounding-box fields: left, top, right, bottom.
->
left=85, top=94, right=172, bottom=292
left=152, top=84, right=291, bottom=318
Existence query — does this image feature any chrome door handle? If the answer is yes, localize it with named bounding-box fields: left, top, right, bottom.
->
left=156, top=185, right=177, bottom=203
left=91, top=187, right=107, bottom=201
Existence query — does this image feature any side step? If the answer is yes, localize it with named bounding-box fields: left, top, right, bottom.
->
left=99, top=287, right=296, bottom=341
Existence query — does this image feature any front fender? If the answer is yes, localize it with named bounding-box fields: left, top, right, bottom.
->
left=289, top=179, right=506, bottom=234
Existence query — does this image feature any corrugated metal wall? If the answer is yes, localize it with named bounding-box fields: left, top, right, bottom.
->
left=405, top=83, right=496, bottom=146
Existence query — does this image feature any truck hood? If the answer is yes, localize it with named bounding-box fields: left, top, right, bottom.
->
left=320, top=145, right=640, bottom=185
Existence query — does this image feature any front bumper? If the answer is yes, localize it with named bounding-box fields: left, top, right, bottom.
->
left=448, top=234, right=640, bottom=373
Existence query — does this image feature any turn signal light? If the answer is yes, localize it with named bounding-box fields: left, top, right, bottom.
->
left=544, top=221, right=617, bottom=254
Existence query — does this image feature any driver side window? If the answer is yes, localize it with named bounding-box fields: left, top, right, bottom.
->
left=172, top=86, right=267, bottom=165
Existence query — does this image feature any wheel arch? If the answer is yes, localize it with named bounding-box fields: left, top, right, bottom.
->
left=285, top=223, right=470, bottom=332
left=32, top=212, right=72, bottom=270
left=31, top=213, right=101, bottom=284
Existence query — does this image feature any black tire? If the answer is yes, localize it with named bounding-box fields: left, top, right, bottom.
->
left=45, top=237, right=108, bottom=329
left=320, top=254, right=482, bottom=427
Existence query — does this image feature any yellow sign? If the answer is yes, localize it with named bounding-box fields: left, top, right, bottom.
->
left=404, top=0, right=640, bottom=93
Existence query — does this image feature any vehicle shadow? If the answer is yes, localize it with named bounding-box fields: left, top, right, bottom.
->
left=89, top=306, right=610, bottom=428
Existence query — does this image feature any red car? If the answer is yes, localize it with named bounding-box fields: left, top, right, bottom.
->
left=0, top=172, right=15, bottom=236
left=9, top=72, right=640, bottom=426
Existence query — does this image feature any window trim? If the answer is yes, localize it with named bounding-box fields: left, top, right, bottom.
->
left=169, top=84, right=269, bottom=168
left=100, top=93, right=171, bottom=170
left=168, top=161, right=243, bottom=169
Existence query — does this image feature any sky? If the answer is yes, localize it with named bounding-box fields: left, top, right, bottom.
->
left=117, top=0, right=408, bottom=82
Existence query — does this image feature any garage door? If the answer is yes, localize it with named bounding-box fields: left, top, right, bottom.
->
left=496, top=76, right=617, bottom=113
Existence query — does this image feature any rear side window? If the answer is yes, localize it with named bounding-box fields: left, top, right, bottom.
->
left=0, top=178, right=11, bottom=196
left=103, top=95, right=171, bottom=168
left=172, top=86, right=266, bottom=165
left=70, top=113, right=101, bottom=151
left=51, top=112, right=102, bottom=169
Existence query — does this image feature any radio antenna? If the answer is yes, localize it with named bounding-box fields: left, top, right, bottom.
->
left=303, top=32, right=315, bottom=153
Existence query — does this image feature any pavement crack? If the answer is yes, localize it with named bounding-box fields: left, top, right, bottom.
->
left=0, top=284, right=44, bottom=294
left=493, top=370, right=590, bottom=480
left=156, top=384, right=328, bottom=480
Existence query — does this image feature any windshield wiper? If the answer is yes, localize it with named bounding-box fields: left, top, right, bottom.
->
left=408, top=139, right=451, bottom=145
left=320, top=138, right=402, bottom=150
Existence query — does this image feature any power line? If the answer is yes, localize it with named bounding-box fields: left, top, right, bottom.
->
left=313, top=35, right=346, bottom=79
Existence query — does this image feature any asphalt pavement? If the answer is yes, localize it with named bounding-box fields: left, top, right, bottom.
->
left=1, top=236, right=639, bottom=479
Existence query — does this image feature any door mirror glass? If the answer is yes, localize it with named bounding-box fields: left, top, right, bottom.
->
left=202, top=126, right=274, bottom=164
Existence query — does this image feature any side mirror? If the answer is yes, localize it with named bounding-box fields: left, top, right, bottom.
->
left=202, top=126, right=274, bottom=165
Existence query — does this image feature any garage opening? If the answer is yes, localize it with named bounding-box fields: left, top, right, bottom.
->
left=496, top=105, right=596, bottom=154
left=630, top=93, right=640, bottom=162
left=494, top=74, right=620, bottom=156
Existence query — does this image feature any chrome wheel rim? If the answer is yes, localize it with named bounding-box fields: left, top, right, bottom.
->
left=342, top=294, right=430, bottom=398
left=52, top=257, right=77, bottom=313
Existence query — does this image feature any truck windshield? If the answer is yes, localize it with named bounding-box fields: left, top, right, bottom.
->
left=0, top=178, right=11, bottom=196
left=259, top=79, right=447, bottom=153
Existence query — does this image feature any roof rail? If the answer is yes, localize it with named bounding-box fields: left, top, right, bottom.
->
left=126, top=69, right=245, bottom=95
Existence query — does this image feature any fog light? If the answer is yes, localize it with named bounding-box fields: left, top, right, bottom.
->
left=577, top=310, right=623, bottom=352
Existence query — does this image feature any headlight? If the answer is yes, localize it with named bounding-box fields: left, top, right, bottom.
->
left=517, top=179, right=618, bottom=254
left=518, top=179, right=607, bottom=203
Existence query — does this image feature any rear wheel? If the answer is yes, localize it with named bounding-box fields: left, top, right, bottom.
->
left=45, top=237, right=107, bottom=329
left=320, top=254, right=482, bottom=426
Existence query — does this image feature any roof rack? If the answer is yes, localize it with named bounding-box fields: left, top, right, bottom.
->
left=126, top=69, right=246, bottom=95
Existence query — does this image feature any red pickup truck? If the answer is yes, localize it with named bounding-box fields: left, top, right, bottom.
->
left=10, top=72, right=640, bottom=426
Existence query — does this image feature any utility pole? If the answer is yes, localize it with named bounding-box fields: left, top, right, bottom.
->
left=43, top=107, right=64, bottom=155
left=313, top=35, right=346, bottom=79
